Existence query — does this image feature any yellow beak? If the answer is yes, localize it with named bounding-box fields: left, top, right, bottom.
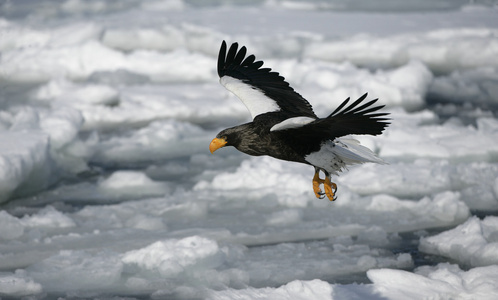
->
left=209, top=137, right=227, bottom=154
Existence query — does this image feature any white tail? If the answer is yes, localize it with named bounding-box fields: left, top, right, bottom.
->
left=333, top=138, right=386, bottom=165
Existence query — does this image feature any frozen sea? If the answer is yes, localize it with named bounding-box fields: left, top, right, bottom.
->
left=1, top=0, right=498, bottom=299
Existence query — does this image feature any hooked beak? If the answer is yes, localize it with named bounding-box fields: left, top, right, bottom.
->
left=209, top=137, right=227, bottom=154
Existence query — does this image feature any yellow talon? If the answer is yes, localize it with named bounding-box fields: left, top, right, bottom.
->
left=312, top=170, right=337, bottom=201
left=323, top=177, right=337, bottom=201
left=312, top=171, right=325, bottom=199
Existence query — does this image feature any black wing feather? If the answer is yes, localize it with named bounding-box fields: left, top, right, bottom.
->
left=347, top=99, right=380, bottom=115
left=291, top=93, right=390, bottom=141
left=327, top=97, right=350, bottom=117
left=252, top=60, right=264, bottom=69
left=241, top=54, right=256, bottom=66
left=217, top=41, right=227, bottom=78
left=218, top=41, right=317, bottom=118
left=226, top=42, right=238, bottom=67
left=233, top=46, right=247, bottom=65
left=339, top=93, right=368, bottom=115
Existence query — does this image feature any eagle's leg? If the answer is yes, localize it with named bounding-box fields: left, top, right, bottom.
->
left=323, top=174, right=337, bottom=201
left=312, top=168, right=326, bottom=199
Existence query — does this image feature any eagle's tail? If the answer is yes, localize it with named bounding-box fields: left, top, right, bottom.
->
left=332, top=138, right=386, bottom=165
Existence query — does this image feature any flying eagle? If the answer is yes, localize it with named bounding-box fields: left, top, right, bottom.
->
left=210, top=41, right=389, bottom=201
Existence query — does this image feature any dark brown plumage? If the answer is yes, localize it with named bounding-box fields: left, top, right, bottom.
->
left=210, top=41, right=390, bottom=201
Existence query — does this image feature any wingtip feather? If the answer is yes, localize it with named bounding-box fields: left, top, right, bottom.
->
left=217, top=41, right=228, bottom=77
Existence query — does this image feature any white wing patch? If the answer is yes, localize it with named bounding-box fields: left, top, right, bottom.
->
left=220, top=76, right=280, bottom=119
left=270, top=116, right=316, bottom=132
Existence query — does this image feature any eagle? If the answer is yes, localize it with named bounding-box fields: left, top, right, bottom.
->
left=209, top=41, right=389, bottom=201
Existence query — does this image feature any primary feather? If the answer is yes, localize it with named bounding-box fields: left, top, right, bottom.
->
left=218, top=41, right=317, bottom=119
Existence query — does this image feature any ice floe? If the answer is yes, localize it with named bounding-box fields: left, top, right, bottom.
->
left=0, top=0, right=497, bottom=298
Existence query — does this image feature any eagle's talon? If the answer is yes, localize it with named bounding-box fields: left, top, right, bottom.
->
left=315, top=190, right=326, bottom=199
left=323, top=176, right=337, bottom=201
left=312, top=171, right=327, bottom=199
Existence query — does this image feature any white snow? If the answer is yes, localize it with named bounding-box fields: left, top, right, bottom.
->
left=27, top=250, right=123, bottom=293
left=0, top=0, right=497, bottom=298
left=210, top=264, right=498, bottom=300
left=0, top=211, right=24, bottom=240
left=0, top=131, right=52, bottom=203
left=419, top=216, right=498, bottom=267
left=121, top=236, right=221, bottom=276
left=208, top=279, right=334, bottom=300
left=0, top=271, right=42, bottom=297
left=367, top=263, right=498, bottom=300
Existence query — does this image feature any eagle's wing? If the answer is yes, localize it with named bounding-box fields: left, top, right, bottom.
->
left=271, top=93, right=390, bottom=140
left=218, top=41, right=317, bottom=119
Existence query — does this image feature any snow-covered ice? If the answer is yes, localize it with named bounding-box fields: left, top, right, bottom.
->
left=209, top=264, right=498, bottom=300
left=1, top=0, right=498, bottom=299
left=420, top=216, right=498, bottom=267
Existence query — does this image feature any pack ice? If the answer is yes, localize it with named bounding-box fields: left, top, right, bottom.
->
left=1, top=0, right=498, bottom=299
